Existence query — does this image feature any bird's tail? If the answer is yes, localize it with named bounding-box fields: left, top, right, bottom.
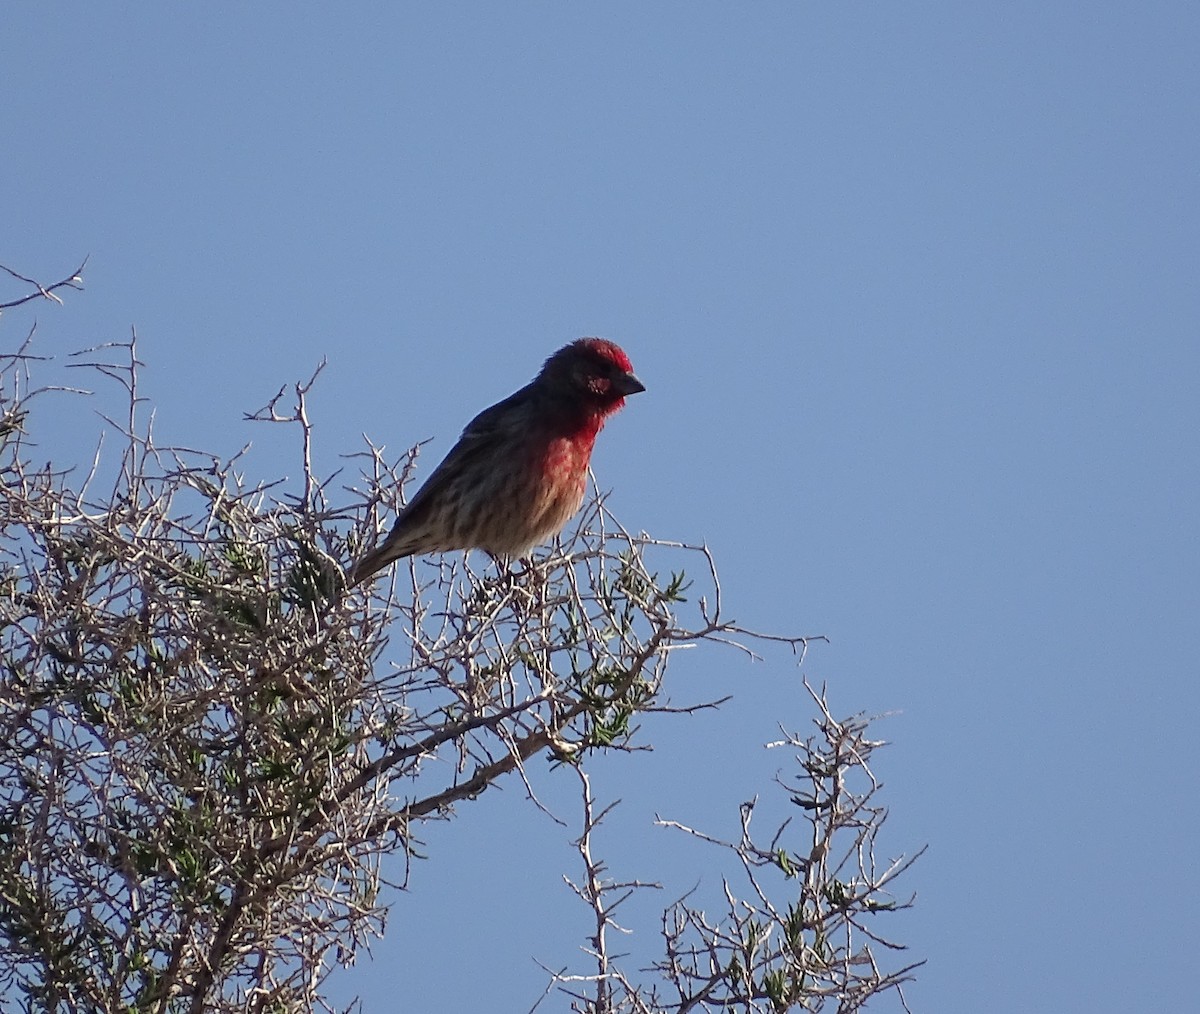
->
left=347, top=538, right=406, bottom=587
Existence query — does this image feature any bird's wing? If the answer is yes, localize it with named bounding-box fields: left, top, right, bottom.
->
left=391, top=383, right=537, bottom=528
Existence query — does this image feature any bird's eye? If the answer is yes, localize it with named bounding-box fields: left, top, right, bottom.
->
left=589, top=376, right=612, bottom=395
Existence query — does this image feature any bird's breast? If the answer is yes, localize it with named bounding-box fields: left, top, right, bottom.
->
left=527, top=430, right=597, bottom=531
left=541, top=432, right=594, bottom=487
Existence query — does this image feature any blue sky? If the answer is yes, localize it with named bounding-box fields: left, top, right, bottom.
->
left=4, top=3, right=1198, bottom=1011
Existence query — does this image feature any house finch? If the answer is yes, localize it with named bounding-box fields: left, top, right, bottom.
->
left=349, top=338, right=644, bottom=586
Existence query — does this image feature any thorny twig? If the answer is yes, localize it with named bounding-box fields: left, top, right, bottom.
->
left=0, top=259, right=87, bottom=311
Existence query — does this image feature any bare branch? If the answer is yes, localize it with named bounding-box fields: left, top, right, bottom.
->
left=0, top=258, right=88, bottom=310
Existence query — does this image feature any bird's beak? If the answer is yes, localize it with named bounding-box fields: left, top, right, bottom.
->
left=614, top=371, right=646, bottom=396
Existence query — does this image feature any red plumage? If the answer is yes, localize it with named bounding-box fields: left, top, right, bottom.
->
left=349, top=338, right=644, bottom=586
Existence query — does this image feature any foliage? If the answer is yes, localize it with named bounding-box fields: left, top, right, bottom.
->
left=0, top=263, right=921, bottom=1013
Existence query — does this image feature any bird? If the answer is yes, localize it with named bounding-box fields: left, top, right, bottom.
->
left=349, top=338, right=644, bottom=586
